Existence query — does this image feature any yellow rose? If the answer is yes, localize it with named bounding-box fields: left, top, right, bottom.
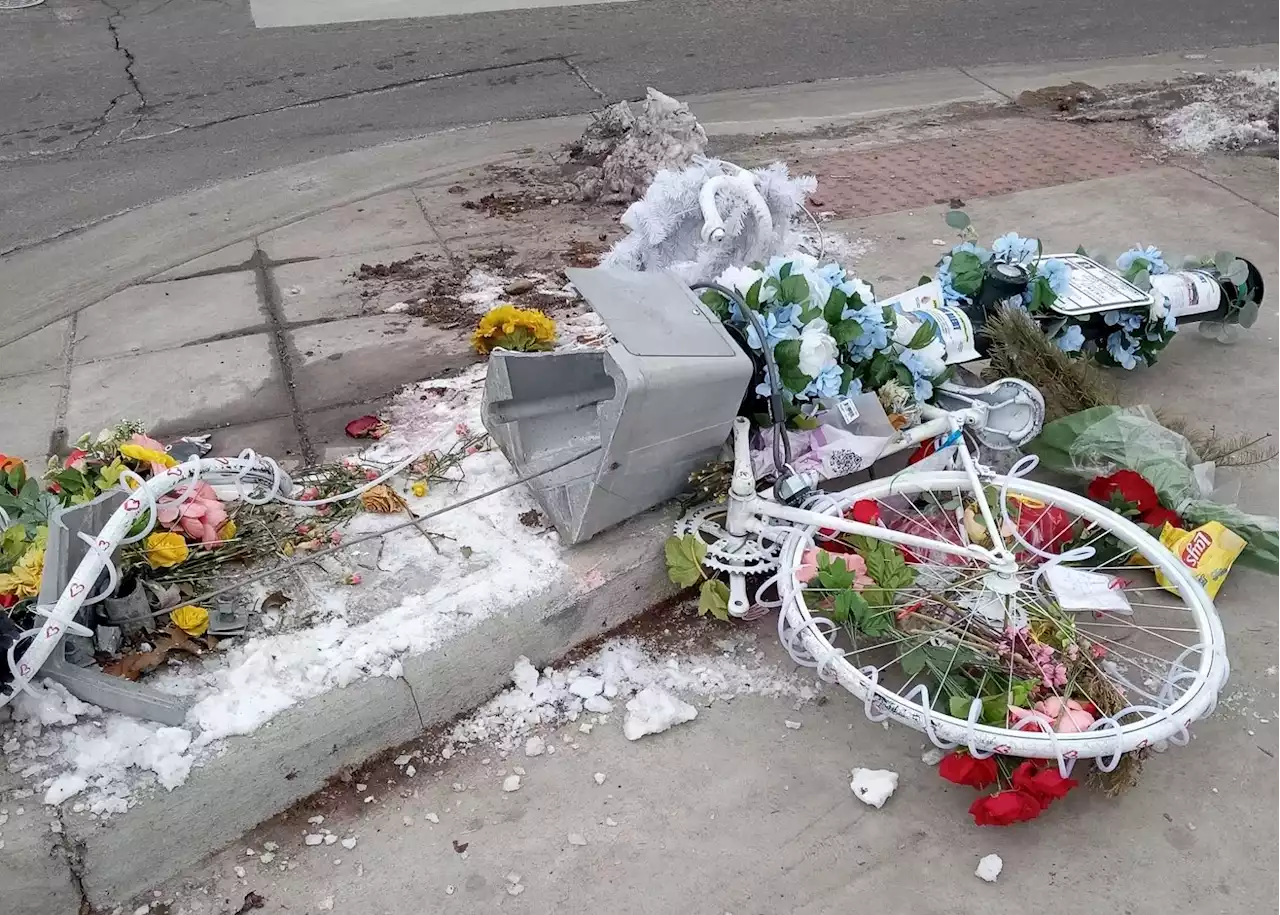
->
left=0, top=547, right=44, bottom=599
left=119, top=442, right=178, bottom=469
left=218, top=519, right=238, bottom=542
left=170, top=605, right=210, bottom=637
left=145, top=532, right=189, bottom=569
left=472, top=305, right=557, bottom=355
left=411, top=481, right=428, bottom=498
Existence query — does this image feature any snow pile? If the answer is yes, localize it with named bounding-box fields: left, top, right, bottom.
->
left=623, top=687, right=697, bottom=740
left=441, top=637, right=820, bottom=755
left=569, top=88, right=708, bottom=202
left=1158, top=68, right=1278, bottom=153
left=1, top=366, right=574, bottom=816
left=849, top=767, right=898, bottom=808
left=975, top=853, right=1003, bottom=883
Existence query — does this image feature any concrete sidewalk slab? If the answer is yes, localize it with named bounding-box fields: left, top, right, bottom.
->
left=65, top=335, right=288, bottom=440
left=150, top=241, right=258, bottom=283
left=72, top=273, right=266, bottom=363
left=0, top=372, right=63, bottom=462
left=0, top=319, right=69, bottom=380
left=260, top=190, right=442, bottom=261
left=60, top=506, right=677, bottom=909
left=288, top=316, right=479, bottom=411
left=273, top=244, right=452, bottom=324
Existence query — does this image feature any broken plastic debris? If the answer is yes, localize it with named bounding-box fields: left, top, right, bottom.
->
left=976, top=854, right=1003, bottom=883
left=623, top=688, right=697, bottom=740
left=849, top=768, right=898, bottom=808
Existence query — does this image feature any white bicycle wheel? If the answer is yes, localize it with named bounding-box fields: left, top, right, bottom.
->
left=775, top=470, right=1228, bottom=766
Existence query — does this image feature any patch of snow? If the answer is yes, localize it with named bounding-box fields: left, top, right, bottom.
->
left=975, top=853, right=1003, bottom=883
left=502, top=775, right=522, bottom=793
left=921, top=748, right=946, bottom=766
left=523, top=736, right=546, bottom=757
left=849, top=768, right=898, bottom=808
left=1159, top=69, right=1278, bottom=153
left=624, top=688, right=697, bottom=741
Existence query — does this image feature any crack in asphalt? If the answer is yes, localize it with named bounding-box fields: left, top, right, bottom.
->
left=70, top=0, right=150, bottom=151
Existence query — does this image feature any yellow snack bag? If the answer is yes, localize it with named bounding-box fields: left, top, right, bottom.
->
left=1156, top=521, right=1246, bottom=599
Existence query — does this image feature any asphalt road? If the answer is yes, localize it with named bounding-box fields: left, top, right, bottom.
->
left=0, top=0, right=1274, bottom=256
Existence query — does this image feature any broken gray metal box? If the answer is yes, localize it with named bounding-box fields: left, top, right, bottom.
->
left=482, top=268, right=752, bottom=544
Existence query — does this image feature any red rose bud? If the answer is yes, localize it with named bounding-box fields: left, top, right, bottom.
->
left=1140, top=506, right=1182, bottom=529
left=937, top=750, right=999, bottom=789
left=848, top=499, right=882, bottom=526
left=969, top=788, right=1044, bottom=826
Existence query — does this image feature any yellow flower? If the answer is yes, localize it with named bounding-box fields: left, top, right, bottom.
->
left=170, top=605, right=210, bottom=637
left=411, top=481, right=428, bottom=498
left=119, top=442, right=178, bottom=469
left=0, top=547, right=44, bottom=599
left=144, top=532, right=189, bottom=569
left=472, top=305, right=557, bottom=355
left=218, top=519, right=238, bottom=542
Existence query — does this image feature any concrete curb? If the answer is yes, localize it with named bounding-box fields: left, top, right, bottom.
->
left=51, top=505, right=676, bottom=911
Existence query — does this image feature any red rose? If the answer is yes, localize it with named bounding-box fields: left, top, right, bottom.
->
left=1087, top=470, right=1158, bottom=513
left=0, top=593, right=17, bottom=609
left=1011, top=760, right=1078, bottom=805
left=969, top=788, right=1043, bottom=826
left=848, top=500, right=882, bottom=526
left=1141, top=506, right=1182, bottom=529
left=938, top=750, right=999, bottom=789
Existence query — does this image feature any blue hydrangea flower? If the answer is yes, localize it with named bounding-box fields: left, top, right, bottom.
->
left=846, top=304, right=890, bottom=360
left=1053, top=323, right=1085, bottom=352
left=1116, top=245, right=1167, bottom=275
left=1106, top=331, right=1140, bottom=370
left=1163, top=310, right=1177, bottom=333
left=897, top=349, right=935, bottom=401
left=801, top=363, right=844, bottom=400
left=951, top=241, right=990, bottom=260
left=1103, top=309, right=1144, bottom=333
left=745, top=305, right=802, bottom=351
left=992, top=232, right=1039, bottom=265
left=845, top=377, right=864, bottom=397
left=1037, top=258, right=1072, bottom=296
left=817, top=262, right=847, bottom=288
left=934, top=256, right=965, bottom=303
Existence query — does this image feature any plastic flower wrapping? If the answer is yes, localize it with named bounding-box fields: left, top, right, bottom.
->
left=699, top=254, right=949, bottom=424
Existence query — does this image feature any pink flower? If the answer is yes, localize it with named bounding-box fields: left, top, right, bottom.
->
left=330, top=530, right=342, bottom=544
left=364, top=469, right=380, bottom=482
left=1009, top=697, right=1096, bottom=734
left=156, top=481, right=228, bottom=548
left=65, top=449, right=89, bottom=472
left=131, top=433, right=175, bottom=476
left=455, top=422, right=471, bottom=437
left=347, top=573, right=362, bottom=586
left=299, top=486, right=321, bottom=502
left=795, top=548, right=875, bottom=589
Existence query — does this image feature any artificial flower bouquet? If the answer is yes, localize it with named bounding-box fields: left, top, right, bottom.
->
left=698, top=254, right=949, bottom=426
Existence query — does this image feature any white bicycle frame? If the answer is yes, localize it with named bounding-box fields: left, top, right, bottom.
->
left=721, top=410, right=1016, bottom=616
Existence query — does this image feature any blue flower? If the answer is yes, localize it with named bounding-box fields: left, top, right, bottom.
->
left=1106, top=331, right=1140, bottom=370
left=951, top=241, right=990, bottom=260
left=992, top=232, right=1039, bottom=265
left=1037, top=258, right=1072, bottom=296
left=1103, top=309, right=1144, bottom=333
left=934, top=256, right=965, bottom=304
left=801, top=363, right=844, bottom=400
left=745, top=305, right=802, bottom=351
left=1163, top=310, right=1177, bottom=333
left=1053, top=323, right=1085, bottom=352
left=817, top=262, right=847, bottom=287
left=845, top=305, right=890, bottom=360
left=1116, top=245, right=1167, bottom=275
left=845, top=377, right=864, bottom=397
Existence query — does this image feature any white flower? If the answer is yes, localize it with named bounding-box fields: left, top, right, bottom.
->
left=798, top=269, right=833, bottom=314
left=1149, top=288, right=1170, bottom=322
left=715, top=265, right=765, bottom=298
left=798, top=319, right=839, bottom=377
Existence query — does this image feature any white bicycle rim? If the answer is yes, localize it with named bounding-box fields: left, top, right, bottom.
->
left=776, top=471, right=1228, bottom=763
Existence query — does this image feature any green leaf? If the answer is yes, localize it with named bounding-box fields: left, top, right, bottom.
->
left=906, top=320, right=936, bottom=350
left=1214, top=250, right=1235, bottom=274
left=948, top=251, right=985, bottom=296
left=772, top=339, right=811, bottom=393
left=839, top=365, right=856, bottom=395
left=851, top=535, right=916, bottom=601
left=823, top=287, right=848, bottom=325
left=900, top=643, right=928, bottom=677
left=697, top=578, right=731, bottom=621
left=792, top=413, right=820, bottom=431
left=949, top=694, right=975, bottom=719
left=779, top=261, right=793, bottom=281
left=746, top=278, right=763, bottom=310
left=1238, top=300, right=1260, bottom=328
left=944, top=210, right=970, bottom=230
left=663, top=534, right=707, bottom=587
left=979, top=693, right=1008, bottom=726
left=98, top=460, right=125, bottom=488
left=700, top=290, right=730, bottom=320
left=1075, top=245, right=1089, bottom=257
left=831, top=589, right=858, bottom=624
left=918, top=275, right=934, bottom=287
left=1226, top=258, right=1250, bottom=285
left=831, top=319, right=863, bottom=346
left=816, top=553, right=856, bottom=592
left=1131, top=268, right=1151, bottom=291
left=779, top=274, right=810, bottom=306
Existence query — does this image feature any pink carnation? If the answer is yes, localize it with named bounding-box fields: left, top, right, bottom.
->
left=157, top=481, right=228, bottom=548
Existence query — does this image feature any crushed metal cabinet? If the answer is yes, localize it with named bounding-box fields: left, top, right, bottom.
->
left=482, top=268, right=753, bottom=544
